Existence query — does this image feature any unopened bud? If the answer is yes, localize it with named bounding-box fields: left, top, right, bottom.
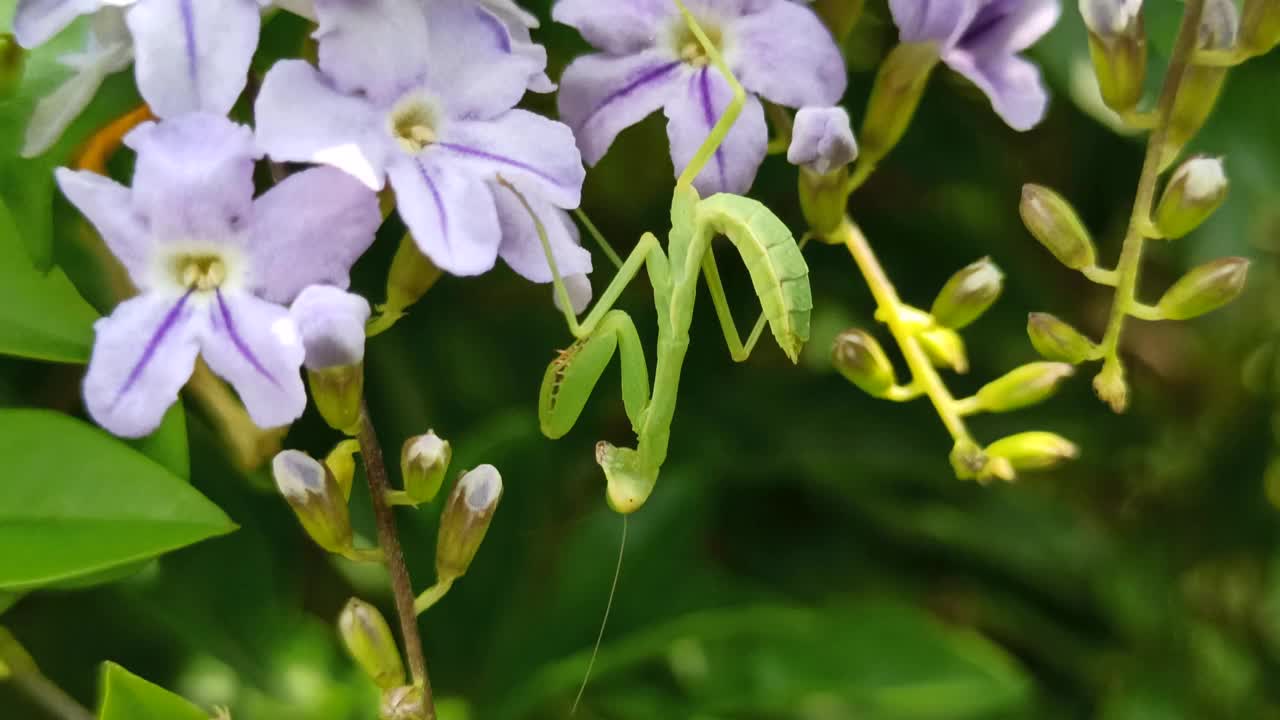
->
left=1154, top=156, right=1227, bottom=239
left=292, top=286, right=369, bottom=433
left=975, top=362, right=1075, bottom=412
left=1027, top=313, right=1096, bottom=364
left=380, top=685, right=426, bottom=720
left=436, top=465, right=503, bottom=582
left=1241, top=0, right=1280, bottom=54
left=399, top=431, right=452, bottom=504
left=385, top=232, right=443, bottom=320
left=791, top=107, right=857, bottom=235
left=949, top=438, right=987, bottom=481
left=859, top=42, right=940, bottom=168
left=1020, top=185, right=1096, bottom=270
left=919, top=326, right=968, bottom=374
left=1163, top=0, right=1236, bottom=165
left=831, top=328, right=896, bottom=397
left=1080, top=0, right=1148, bottom=110
left=272, top=450, right=352, bottom=555
left=1156, top=256, right=1250, bottom=320
left=985, top=432, right=1080, bottom=474
left=931, top=258, right=1004, bottom=329
left=325, top=438, right=360, bottom=500
left=1200, top=0, right=1240, bottom=49
left=1093, top=362, right=1129, bottom=413
left=338, top=598, right=405, bottom=690
left=0, top=34, right=24, bottom=99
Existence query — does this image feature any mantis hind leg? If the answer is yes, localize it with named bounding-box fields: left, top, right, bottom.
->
left=538, top=310, right=651, bottom=439
left=673, top=0, right=748, bottom=192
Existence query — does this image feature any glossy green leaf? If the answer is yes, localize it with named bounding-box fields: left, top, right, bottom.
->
left=0, top=409, right=236, bottom=591
left=0, top=195, right=98, bottom=363
left=97, top=662, right=208, bottom=720
left=128, top=402, right=191, bottom=481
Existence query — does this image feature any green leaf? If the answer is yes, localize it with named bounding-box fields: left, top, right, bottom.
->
left=0, top=409, right=236, bottom=592
left=97, top=662, right=208, bottom=720
left=128, top=402, right=191, bottom=481
left=0, top=195, right=99, bottom=363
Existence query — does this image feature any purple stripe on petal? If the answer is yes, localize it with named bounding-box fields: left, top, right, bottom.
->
left=582, top=61, right=680, bottom=131
left=436, top=142, right=572, bottom=188
left=697, top=67, right=728, bottom=192
left=214, top=290, right=280, bottom=387
left=416, top=159, right=451, bottom=256
left=114, top=291, right=193, bottom=404
left=180, top=0, right=200, bottom=100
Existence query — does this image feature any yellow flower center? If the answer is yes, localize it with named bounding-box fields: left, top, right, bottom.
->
left=673, top=19, right=723, bottom=67
left=174, top=254, right=227, bottom=291
left=390, top=99, right=439, bottom=155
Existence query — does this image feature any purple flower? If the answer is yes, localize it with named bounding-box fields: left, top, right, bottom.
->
left=255, top=0, right=589, bottom=281
left=788, top=106, right=858, bottom=175
left=12, top=0, right=274, bottom=156
left=889, top=0, right=1061, bottom=130
left=554, top=0, right=846, bottom=196
left=55, top=113, right=380, bottom=437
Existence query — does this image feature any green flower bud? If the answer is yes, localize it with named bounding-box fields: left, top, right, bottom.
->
left=1156, top=257, right=1250, bottom=320
left=798, top=167, right=850, bottom=237
left=975, top=362, right=1075, bottom=412
left=930, top=257, right=1004, bottom=329
left=1241, top=0, right=1280, bottom=54
left=0, top=34, right=25, bottom=99
left=831, top=328, right=897, bottom=397
left=983, top=432, right=1079, bottom=481
left=1020, top=185, right=1097, bottom=270
left=308, top=366, right=364, bottom=434
left=380, top=685, right=426, bottom=720
left=1027, top=313, right=1096, bottom=364
left=436, top=465, right=503, bottom=583
left=1081, top=0, right=1148, bottom=111
left=385, top=233, right=443, bottom=320
left=1153, top=156, right=1228, bottom=239
left=1164, top=66, right=1227, bottom=169
left=949, top=438, right=988, bottom=481
left=1092, top=362, right=1129, bottom=413
left=272, top=450, right=353, bottom=556
left=399, top=431, right=452, bottom=504
left=859, top=42, right=940, bottom=169
left=338, top=598, right=405, bottom=690
left=919, top=326, right=968, bottom=374
left=325, top=439, right=361, bottom=501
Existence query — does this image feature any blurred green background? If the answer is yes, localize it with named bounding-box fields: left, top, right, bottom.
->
left=3, top=0, right=1280, bottom=718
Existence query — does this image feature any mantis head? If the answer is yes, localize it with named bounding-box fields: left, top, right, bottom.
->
left=596, top=442, right=655, bottom=514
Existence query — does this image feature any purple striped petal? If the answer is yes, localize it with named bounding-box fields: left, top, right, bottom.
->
left=312, top=0, right=431, bottom=103
left=943, top=50, right=1048, bottom=130
left=551, top=0, right=670, bottom=55
left=958, top=0, right=1059, bottom=56
left=387, top=155, right=502, bottom=277
left=729, top=0, right=847, bottom=108
left=84, top=292, right=203, bottom=438
left=201, top=291, right=306, bottom=429
left=436, top=109, right=585, bottom=209
left=663, top=65, right=767, bottom=196
left=421, top=0, right=543, bottom=119
left=889, top=0, right=979, bottom=47
left=557, top=50, right=683, bottom=166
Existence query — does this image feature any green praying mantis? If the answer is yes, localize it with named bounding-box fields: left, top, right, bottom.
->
left=514, top=2, right=813, bottom=514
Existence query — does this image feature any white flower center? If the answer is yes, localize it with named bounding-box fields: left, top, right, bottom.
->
left=388, top=94, right=441, bottom=155
left=150, top=243, right=247, bottom=296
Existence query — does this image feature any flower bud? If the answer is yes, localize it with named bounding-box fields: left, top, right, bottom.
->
left=949, top=438, right=987, bottom=481
left=272, top=450, right=353, bottom=555
left=831, top=329, right=897, bottom=397
left=1080, top=0, right=1148, bottom=111
left=1093, top=362, right=1128, bottom=413
left=985, top=432, right=1080, bottom=475
left=325, top=438, right=361, bottom=501
left=919, top=326, right=968, bottom=374
left=1020, top=185, right=1096, bottom=270
left=1155, top=257, right=1250, bottom=320
left=1200, top=0, right=1240, bottom=49
left=789, top=106, right=859, bottom=176
left=1153, top=156, right=1227, bottom=239
left=1163, top=0, right=1236, bottom=164
left=399, top=431, right=452, bottom=504
left=291, top=286, right=370, bottom=433
left=1241, top=0, right=1280, bottom=54
left=0, top=34, right=24, bottom=99
left=436, top=465, right=503, bottom=583
left=385, top=232, right=443, bottom=320
left=859, top=42, right=940, bottom=169
left=338, top=598, right=405, bottom=690
left=930, top=258, right=1004, bottom=329
left=380, top=685, right=426, bottom=720
left=1027, top=313, right=1096, bottom=364
left=975, top=362, right=1075, bottom=412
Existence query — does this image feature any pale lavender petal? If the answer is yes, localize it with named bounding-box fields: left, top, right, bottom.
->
left=388, top=156, right=502, bottom=277
left=12, top=0, right=99, bottom=48
left=254, top=60, right=387, bottom=190
left=663, top=66, right=767, bottom=196
left=124, top=113, right=259, bottom=243
left=290, top=285, right=370, bottom=370
left=125, top=0, right=260, bottom=117
left=729, top=0, right=846, bottom=107
left=554, top=273, right=593, bottom=315
left=55, top=168, right=150, bottom=286
left=21, top=32, right=131, bottom=158
left=557, top=49, right=682, bottom=166
left=787, top=105, right=857, bottom=174
left=201, top=291, right=306, bottom=429
left=311, top=0, right=430, bottom=103
left=492, top=181, right=592, bottom=284
left=83, top=292, right=203, bottom=438
left=889, top=0, right=979, bottom=47
left=248, top=166, right=381, bottom=304
left=436, top=109, right=585, bottom=209
left=422, top=0, right=543, bottom=119
left=958, top=0, right=1059, bottom=55
left=944, top=50, right=1049, bottom=130
left=552, top=0, right=670, bottom=55
left=480, top=0, right=553, bottom=91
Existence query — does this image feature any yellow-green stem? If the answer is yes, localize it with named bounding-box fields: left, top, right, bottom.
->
left=413, top=578, right=455, bottom=615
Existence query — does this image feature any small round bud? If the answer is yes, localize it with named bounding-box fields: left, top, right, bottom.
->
left=0, top=34, right=25, bottom=99
left=918, top=326, right=969, bottom=374
left=1020, top=185, right=1097, bottom=270
left=292, top=286, right=370, bottom=433
left=789, top=106, right=859, bottom=176
left=272, top=450, right=353, bottom=555
left=1027, top=313, right=1096, bottom=364
left=1153, top=156, right=1228, bottom=239
left=859, top=42, right=941, bottom=168
left=1080, top=0, right=1148, bottom=110
left=436, top=465, right=503, bottom=582
left=399, top=431, right=452, bottom=504
left=831, top=329, right=897, bottom=397
left=1241, top=0, right=1280, bottom=54
left=1156, top=257, right=1250, bottom=320
left=1081, top=0, right=1144, bottom=37
left=984, top=432, right=1079, bottom=478
left=338, top=598, right=405, bottom=690
left=975, top=362, right=1075, bottom=413
left=380, top=685, right=426, bottom=720
left=930, top=257, right=1004, bottom=330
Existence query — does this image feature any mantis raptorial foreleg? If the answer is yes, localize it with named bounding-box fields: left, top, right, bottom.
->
left=539, top=309, right=650, bottom=438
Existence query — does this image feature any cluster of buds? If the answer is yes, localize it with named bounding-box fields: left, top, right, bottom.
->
left=832, top=257, right=1078, bottom=482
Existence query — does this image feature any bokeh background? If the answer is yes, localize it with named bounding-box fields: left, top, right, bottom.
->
left=3, top=0, right=1280, bottom=717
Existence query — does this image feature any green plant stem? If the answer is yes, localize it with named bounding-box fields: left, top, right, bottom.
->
left=837, top=219, right=974, bottom=446
left=1096, top=0, right=1207, bottom=404
left=0, top=634, right=92, bottom=720
left=357, top=401, right=435, bottom=719
left=413, top=578, right=454, bottom=615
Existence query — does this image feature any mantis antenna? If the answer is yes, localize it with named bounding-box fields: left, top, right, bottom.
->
left=570, top=515, right=628, bottom=715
